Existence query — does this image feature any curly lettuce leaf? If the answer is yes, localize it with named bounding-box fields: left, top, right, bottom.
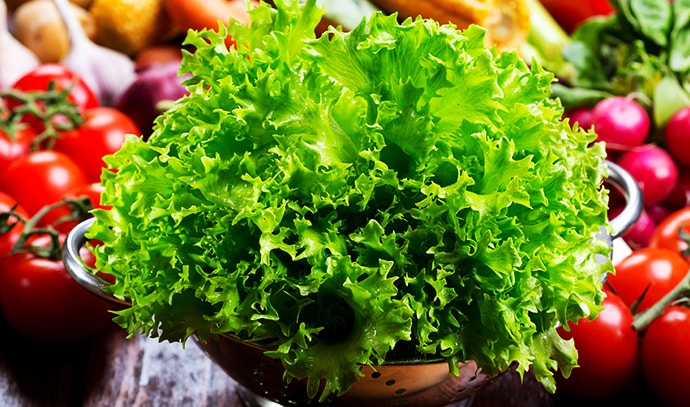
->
left=89, top=0, right=612, bottom=400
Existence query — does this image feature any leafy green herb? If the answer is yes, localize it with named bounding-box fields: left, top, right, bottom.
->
left=552, top=0, right=690, bottom=135
left=88, top=0, right=612, bottom=400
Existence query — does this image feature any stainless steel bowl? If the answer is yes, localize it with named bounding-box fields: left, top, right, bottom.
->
left=62, top=160, right=642, bottom=407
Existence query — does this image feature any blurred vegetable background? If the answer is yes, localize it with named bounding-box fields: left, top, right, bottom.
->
left=2, top=0, right=690, bottom=405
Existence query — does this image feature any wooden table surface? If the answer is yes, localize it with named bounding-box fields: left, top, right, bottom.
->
left=0, top=316, right=660, bottom=407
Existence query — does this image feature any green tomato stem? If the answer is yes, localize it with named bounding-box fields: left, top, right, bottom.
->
left=632, top=267, right=690, bottom=331
left=0, top=83, right=83, bottom=151
left=1, top=197, right=94, bottom=260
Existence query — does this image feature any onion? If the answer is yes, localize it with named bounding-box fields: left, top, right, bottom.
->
left=115, top=61, right=189, bottom=139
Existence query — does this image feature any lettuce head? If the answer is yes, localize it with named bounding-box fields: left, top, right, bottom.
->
left=87, top=0, right=612, bottom=401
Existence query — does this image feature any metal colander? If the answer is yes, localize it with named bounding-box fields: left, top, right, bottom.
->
left=192, top=332, right=493, bottom=407
left=63, top=160, right=642, bottom=407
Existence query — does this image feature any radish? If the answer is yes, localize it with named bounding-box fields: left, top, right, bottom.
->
left=564, top=107, right=593, bottom=130
left=622, top=208, right=656, bottom=249
left=617, top=144, right=678, bottom=206
left=664, top=106, right=690, bottom=168
left=591, top=96, right=650, bottom=150
left=663, top=166, right=690, bottom=209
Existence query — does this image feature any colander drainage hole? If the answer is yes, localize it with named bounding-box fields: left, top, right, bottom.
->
left=385, top=379, right=396, bottom=386
left=371, top=372, right=381, bottom=379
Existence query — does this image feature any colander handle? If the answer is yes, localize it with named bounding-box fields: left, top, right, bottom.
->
left=62, top=217, right=130, bottom=306
left=606, top=160, right=643, bottom=240
left=63, top=160, right=642, bottom=303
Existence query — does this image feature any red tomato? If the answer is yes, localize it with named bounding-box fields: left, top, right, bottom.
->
left=53, top=107, right=140, bottom=182
left=539, top=0, right=614, bottom=33
left=7, top=64, right=99, bottom=113
left=641, top=305, right=690, bottom=407
left=0, top=127, right=34, bottom=172
left=0, top=234, right=113, bottom=342
left=606, top=248, right=689, bottom=312
left=0, top=150, right=88, bottom=217
left=0, top=191, right=28, bottom=259
left=649, top=207, right=690, bottom=257
left=556, top=290, right=639, bottom=398
left=44, top=183, right=108, bottom=234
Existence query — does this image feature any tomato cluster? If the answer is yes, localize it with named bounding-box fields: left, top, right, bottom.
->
left=0, top=64, right=139, bottom=343
left=556, top=207, right=690, bottom=406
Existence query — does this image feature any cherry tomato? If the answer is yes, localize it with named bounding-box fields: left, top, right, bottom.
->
left=0, top=150, right=88, bottom=217
left=0, top=234, right=113, bottom=342
left=649, top=207, right=690, bottom=257
left=0, top=191, right=28, bottom=259
left=556, top=290, right=639, bottom=398
left=0, top=127, right=34, bottom=172
left=7, top=64, right=99, bottom=113
left=606, top=248, right=688, bottom=312
left=53, top=107, right=140, bottom=182
left=641, top=305, right=690, bottom=407
left=539, top=0, right=614, bottom=33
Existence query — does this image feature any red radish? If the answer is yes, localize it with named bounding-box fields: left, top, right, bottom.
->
left=665, top=106, right=690, bottom=168
left=564, top=107, right=594, bottom=130
left=663, top=167, right=690, bottom=209
left=591, top=96, right=650, bottom=150
left=621, top=208, right=655, bottom=249
left=617, top=145, right=678, bottom=206
left=646, top=204, right=673, bottom=225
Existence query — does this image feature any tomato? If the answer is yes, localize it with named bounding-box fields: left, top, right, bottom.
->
left=0, top=126, right=34, bottom=172
left=606, top=248, right=689, bottom=312
left=0, top=234, right=113, bottom=342
left=0, top=191, right=28, bottom=259
left=640, top=305, right=690, bottom=407
left=556, top=290, right=639, bottom=398
left=53, top=107, right=139, bottom=182
left=539, top=0, right=615, bottom=33
left=44, top=183, right=108, bottom=234
left=163, top=0, right=255, bottom=47
left=7, top=64, right=99, bottom=113
left=649, top=207, right=690, bottom=257
left=0, top=150, right=88, bottom=217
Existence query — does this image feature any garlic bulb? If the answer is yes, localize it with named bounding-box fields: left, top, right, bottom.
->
left=53, top=0, right=135, bottom=106
left=0, top=0, right=40, bottom=90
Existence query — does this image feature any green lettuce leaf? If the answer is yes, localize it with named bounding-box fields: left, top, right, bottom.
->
left=88, top=0, right=612, bottom=400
